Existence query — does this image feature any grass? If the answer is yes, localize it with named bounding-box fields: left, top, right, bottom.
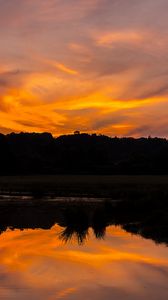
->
left=0, top=175, right=168, bottom=198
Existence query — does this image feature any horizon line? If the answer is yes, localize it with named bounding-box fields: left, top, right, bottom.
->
left=0, top=131, right=167, bottom=140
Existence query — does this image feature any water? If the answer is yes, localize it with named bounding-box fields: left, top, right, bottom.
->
left=0, top=198, right=168, bottom=299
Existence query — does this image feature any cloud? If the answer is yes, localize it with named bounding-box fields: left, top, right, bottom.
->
left=96, top=30, right=146, bottom=47
left=51, top=62, right=79, bottom=76
left=0, top=0, right=168, bottom=136
left=0, top=125, right=16, bottom=134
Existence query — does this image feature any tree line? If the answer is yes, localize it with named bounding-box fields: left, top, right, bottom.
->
left=0, top=132, right=168, bottom=174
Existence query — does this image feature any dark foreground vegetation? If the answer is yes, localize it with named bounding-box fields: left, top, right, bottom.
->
left=0, top=175, right=168, bottom=198
left=1, top=132, right=168, bottom=174
left=0, top=196, right=168, bottom=246
left=1, top=132, right=168, bottom=245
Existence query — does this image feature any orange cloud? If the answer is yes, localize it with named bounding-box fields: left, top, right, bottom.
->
left=55, top=63, right=79, bottom=76
left=0, top=0, right=168, bottom=136
left=48, top=287, right=77, bottom=300
left=96, top=31, right=145, bottom=47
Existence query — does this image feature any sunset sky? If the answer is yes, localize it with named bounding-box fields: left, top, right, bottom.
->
left=0, top=0, right=168, bottom=137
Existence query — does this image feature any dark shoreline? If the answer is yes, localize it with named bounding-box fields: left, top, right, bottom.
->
left=0, top=175, right=168, bottom=198
left=0, top=175, right=168, bottom=245
left=0, top=195, right=167, bottom=246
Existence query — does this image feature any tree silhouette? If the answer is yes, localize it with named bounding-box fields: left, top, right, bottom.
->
left=0, top=132, right=167, bottom=174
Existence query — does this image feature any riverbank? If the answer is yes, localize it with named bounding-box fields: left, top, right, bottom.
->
left=0, top=175, right=167, bottom=198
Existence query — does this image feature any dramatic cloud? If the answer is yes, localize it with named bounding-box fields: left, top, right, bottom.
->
left=0, top=0, right=168, bottom=136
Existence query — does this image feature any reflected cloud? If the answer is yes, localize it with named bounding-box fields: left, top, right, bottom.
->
left=0, top=222, right=167, bottom=299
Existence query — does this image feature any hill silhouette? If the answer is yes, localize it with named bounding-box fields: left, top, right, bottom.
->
left=0, top=132, right=168, bottom=174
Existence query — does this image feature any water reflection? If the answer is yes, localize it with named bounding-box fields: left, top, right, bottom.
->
left=59, top=208, right=89, bottom=244
left=0, top=196, right=167, bottom=299
left=0, top=198, right=167, bottom=246
left=0, top=225, right=168, bottom=300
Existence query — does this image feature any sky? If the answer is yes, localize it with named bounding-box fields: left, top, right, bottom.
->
left=0, top=0, right=168, bottom=137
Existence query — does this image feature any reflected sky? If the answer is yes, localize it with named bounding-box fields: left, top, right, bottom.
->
left=0, top=225, right=168, bottom=299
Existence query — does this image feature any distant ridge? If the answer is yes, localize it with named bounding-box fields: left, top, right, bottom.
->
left=0, top=132, right=168, bottom=175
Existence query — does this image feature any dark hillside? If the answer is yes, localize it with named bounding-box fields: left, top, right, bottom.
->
left=0, top=132, right=168, bottom=174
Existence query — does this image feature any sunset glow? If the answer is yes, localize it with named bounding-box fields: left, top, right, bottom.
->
left=0, top=225, right=168, bottom=299
left=0, top=0, right=168, bottom=136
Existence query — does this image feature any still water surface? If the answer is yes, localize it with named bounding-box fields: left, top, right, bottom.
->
left=0, top=223, right=168, bottom=299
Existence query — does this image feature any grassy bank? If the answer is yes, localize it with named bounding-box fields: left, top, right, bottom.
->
left=0, top=175, right=168, bottom=198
